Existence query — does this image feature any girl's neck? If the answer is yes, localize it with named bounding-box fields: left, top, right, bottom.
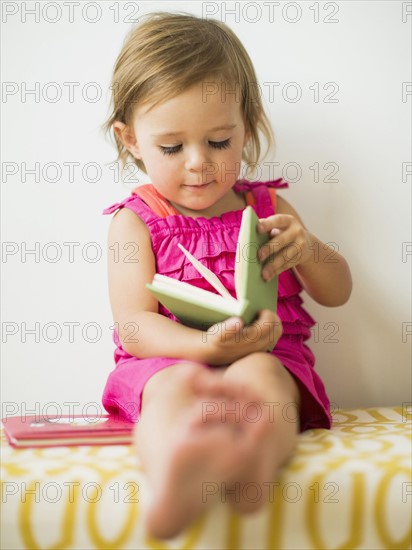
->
left=169, top=188, right=246, bottom=219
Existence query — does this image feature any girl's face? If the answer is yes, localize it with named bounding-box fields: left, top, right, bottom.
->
left=123, top=82, right=249, bottom=217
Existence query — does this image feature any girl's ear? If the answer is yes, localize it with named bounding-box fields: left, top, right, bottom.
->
left=113, top=121, right=142, bottom=159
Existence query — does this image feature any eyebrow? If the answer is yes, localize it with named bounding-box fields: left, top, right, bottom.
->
left=151, top=124, right=237, bottom=138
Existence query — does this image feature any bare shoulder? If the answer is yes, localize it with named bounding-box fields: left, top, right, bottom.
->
left=107, top=207, right=158, bottom=320
left=108, top=205, right=151, bottom=244
left=276, top=194, right=306, bottom=227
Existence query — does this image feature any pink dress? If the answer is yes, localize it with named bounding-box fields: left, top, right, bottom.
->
left=102, top=180, right=332, bottom=431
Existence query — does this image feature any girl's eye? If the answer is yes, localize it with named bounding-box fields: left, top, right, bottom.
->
left=159, top=139, right=231, bottom=156
left=159, top=145, right=182, bottom=156
left=209, top=139, right=231, bottom=150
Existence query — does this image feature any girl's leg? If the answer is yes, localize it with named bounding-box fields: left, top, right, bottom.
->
left=134, top=362, right=268, bottom=539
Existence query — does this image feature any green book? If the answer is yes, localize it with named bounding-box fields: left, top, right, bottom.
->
left=146, top=206, right=278, bottom=330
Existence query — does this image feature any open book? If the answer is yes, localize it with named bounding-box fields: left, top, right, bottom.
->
left=146, top=206, right=278, bottom=330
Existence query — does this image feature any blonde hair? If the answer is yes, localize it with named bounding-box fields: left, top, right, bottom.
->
left=104, top=12, right=275, bottom=173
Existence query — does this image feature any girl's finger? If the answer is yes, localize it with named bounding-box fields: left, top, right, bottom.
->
left=259, top=227, right=295, bottom=262
left=257, top=214, right=293, bottom=233
left=262, top=241, right=302, bottom=279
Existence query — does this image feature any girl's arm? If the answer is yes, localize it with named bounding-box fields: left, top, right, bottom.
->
left=108, top=208, right=280, bottom=365
left=257, top=195, right=352, bottom=307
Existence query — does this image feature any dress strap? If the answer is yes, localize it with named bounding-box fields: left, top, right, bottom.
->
left=131, top=184, right=179, bottom=217
left=245, top=188, right=277, bottom=213
left=102, top=186, right=164, bottom=225
left=245, top=191, right=254, bottom=206
left=242, top=179, right=288, bottom=215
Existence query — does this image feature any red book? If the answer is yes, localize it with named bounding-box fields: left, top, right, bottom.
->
left=1, top=415, right=135, bottom=448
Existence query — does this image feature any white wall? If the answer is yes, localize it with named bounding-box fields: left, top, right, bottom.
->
left=2, top=1, right=411, bottom=420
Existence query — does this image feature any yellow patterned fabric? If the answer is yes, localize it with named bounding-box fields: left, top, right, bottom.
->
left=1, top=407, right=411, bottom=549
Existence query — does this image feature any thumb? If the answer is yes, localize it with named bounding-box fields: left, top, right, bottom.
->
left=207, top=316, right=243, bottom=335
left=221, top=316, right=244, bottom=332
left=257, top=309, right=281, bottom=325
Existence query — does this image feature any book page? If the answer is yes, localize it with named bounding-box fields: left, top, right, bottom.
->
left=177, top=244, right=235, bottom=300
left=234, top=209, right=247, bottom=298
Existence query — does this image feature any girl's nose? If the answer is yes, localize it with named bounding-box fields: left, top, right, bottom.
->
left=184, top=146, right=209, bottom=172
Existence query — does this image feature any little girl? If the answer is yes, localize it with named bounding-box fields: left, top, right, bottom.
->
left=102, top=12, right=352, bottom=539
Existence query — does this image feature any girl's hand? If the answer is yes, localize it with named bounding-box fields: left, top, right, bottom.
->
left=257, top=214, right=314, bottom=281
left=204, top=310, right=282, bottom=366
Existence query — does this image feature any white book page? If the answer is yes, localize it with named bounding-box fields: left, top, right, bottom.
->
left=177, top=244, right=236, bottom=301
left=234, top=209, right=247, bottom=299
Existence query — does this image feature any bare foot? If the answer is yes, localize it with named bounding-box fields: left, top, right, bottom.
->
left=223, top=423, right=279, bottom=514
left=144, top=370, right=267, bottom=539
left=191, top=374, right=278, bottom=514
left=223, top=392, right=298, bottom=514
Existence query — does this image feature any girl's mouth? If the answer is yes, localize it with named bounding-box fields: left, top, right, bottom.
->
left=183, top=181, right=215, bottom=189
